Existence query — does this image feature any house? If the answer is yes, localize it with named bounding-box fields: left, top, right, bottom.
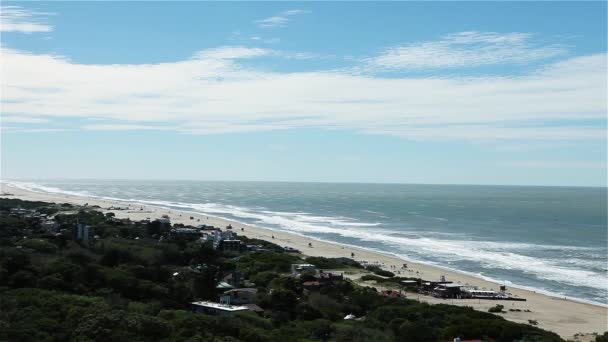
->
left=291, top=263, right=317, bottom=275
left=197, top=224, right=217, bottom=231
left=220, top=288, right=257, bottom=305
left=170, top=227, right=200, bottom=240
left=10, top=208, right=30, bottom=217
left=246, top=244, right=268, bottom=252
left=216, top=239, right=244, bottom=252
left=318, top=272, right=343, bottom=283
left=191, top=301, right=250, bottom=316
left=420, top=280, right=453, bottom=292
left=433, top=283, right=464, bottom=298
left=210, top=230, right=241, bottom=250
left=461, top=288, right=500, bottom=299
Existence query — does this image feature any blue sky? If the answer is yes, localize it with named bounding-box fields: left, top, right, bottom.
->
left=1, top=1, right=606, bottom=186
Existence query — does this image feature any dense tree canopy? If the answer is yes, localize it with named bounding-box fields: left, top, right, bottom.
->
left=0, top=198, right=566, bottom=342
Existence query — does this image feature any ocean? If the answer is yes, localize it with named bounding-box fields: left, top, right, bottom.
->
left=5, top=180, right=607, bottom=305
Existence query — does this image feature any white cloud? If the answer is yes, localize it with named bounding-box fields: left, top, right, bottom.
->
left=0, top=115, right=49, bottom=123
left=255, top=9, right=309, bottom=28
left=0, top=5, right=53, bottom=33
left=82, top=124, right=174, bottom=131
left=493, top=161, right=607, bottom=169
left=250, top=36, right=280, bottom=44
left=0, top=44, right=605, bottom=142
left=195, top=46, right=271, bottom=60
left=1, top=127, right=70, bottom=133
left=365, top=31, right=566, bottom=70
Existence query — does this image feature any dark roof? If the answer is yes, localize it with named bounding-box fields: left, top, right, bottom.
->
left=225, top=288, right=258, bottom=294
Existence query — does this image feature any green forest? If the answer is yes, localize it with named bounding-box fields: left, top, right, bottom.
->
left=0, top=198, right=595, bottom=342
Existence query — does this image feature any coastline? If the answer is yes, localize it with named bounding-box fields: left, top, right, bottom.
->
left=1, top=182, right=606, bottom=340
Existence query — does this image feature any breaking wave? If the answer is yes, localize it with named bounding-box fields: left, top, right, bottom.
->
left=3, top=180, right=607, bottom=305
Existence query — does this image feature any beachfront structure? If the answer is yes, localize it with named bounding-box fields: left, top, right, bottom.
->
left=432, top=283, right=465, bottom=298
left=210, top=229, right=243, bottom=251
left=170, top=227, right=200, bottom=240
left=318, top=272, right=344, bottom=283
left=9, top=208, right=29, bottom=216
left=216, top=239, right=244, bottom=252
left=246, top=244, right=269, bottom=252
left=196, top=224, right=217, bottom=231
left=291, top=263, right=317, bottom=275
left=191, top=301, right=250, bottom=316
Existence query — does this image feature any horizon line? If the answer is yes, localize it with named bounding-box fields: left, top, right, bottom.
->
left=2, top=177, right=606, bottom=189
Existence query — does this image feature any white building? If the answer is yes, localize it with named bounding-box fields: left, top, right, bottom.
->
left=291, top=263, right=317, bottom=274
left=191, top=301, right=250, bottom=316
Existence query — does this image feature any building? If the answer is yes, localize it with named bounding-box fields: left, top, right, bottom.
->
left=197, top=224, right=217, bottom=231
left=318, top=272, right=343, bottom=283
left=432, top=283, right=464, bottom=298
left=10, top=208, right=30, bottom=217
left=220, top=288, right=258, bottom=305
left=170, top=227, right=200, bottom=240
left=191, top=301, right=250, bottom=316
left=209, top=229, right=243, bottom=251
left=74, top=223, right=92, bottom=245
left=246, top=244, right=268, bottom=252
left=291, top=263, right=317, bottom=275
left=216, top=239, right=244, bottom=252
left=420, top=280, right=453, bottom=292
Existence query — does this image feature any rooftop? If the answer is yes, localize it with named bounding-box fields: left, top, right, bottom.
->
left=191, top=301, right=249, bottom=312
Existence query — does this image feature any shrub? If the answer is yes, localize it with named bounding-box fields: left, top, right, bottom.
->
left=488, top=304, right=505, bottom=313
left=365, top=266, right=395, bottom=277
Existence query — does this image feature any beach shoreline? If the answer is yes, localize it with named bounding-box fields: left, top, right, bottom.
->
left=1, top=182, right=606, bottom=340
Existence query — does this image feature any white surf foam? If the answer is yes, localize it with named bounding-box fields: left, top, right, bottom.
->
left=4, top=180, right=607, bottom=305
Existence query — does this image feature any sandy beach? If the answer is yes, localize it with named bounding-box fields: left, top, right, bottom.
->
left=1, top=183, right=606, bottom=340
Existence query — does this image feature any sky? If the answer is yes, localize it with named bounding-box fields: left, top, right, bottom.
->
left=0, top=1, right=606, bottom=187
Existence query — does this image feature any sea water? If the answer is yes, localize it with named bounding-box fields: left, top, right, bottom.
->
left=5, top=180, right=607, bottom=305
